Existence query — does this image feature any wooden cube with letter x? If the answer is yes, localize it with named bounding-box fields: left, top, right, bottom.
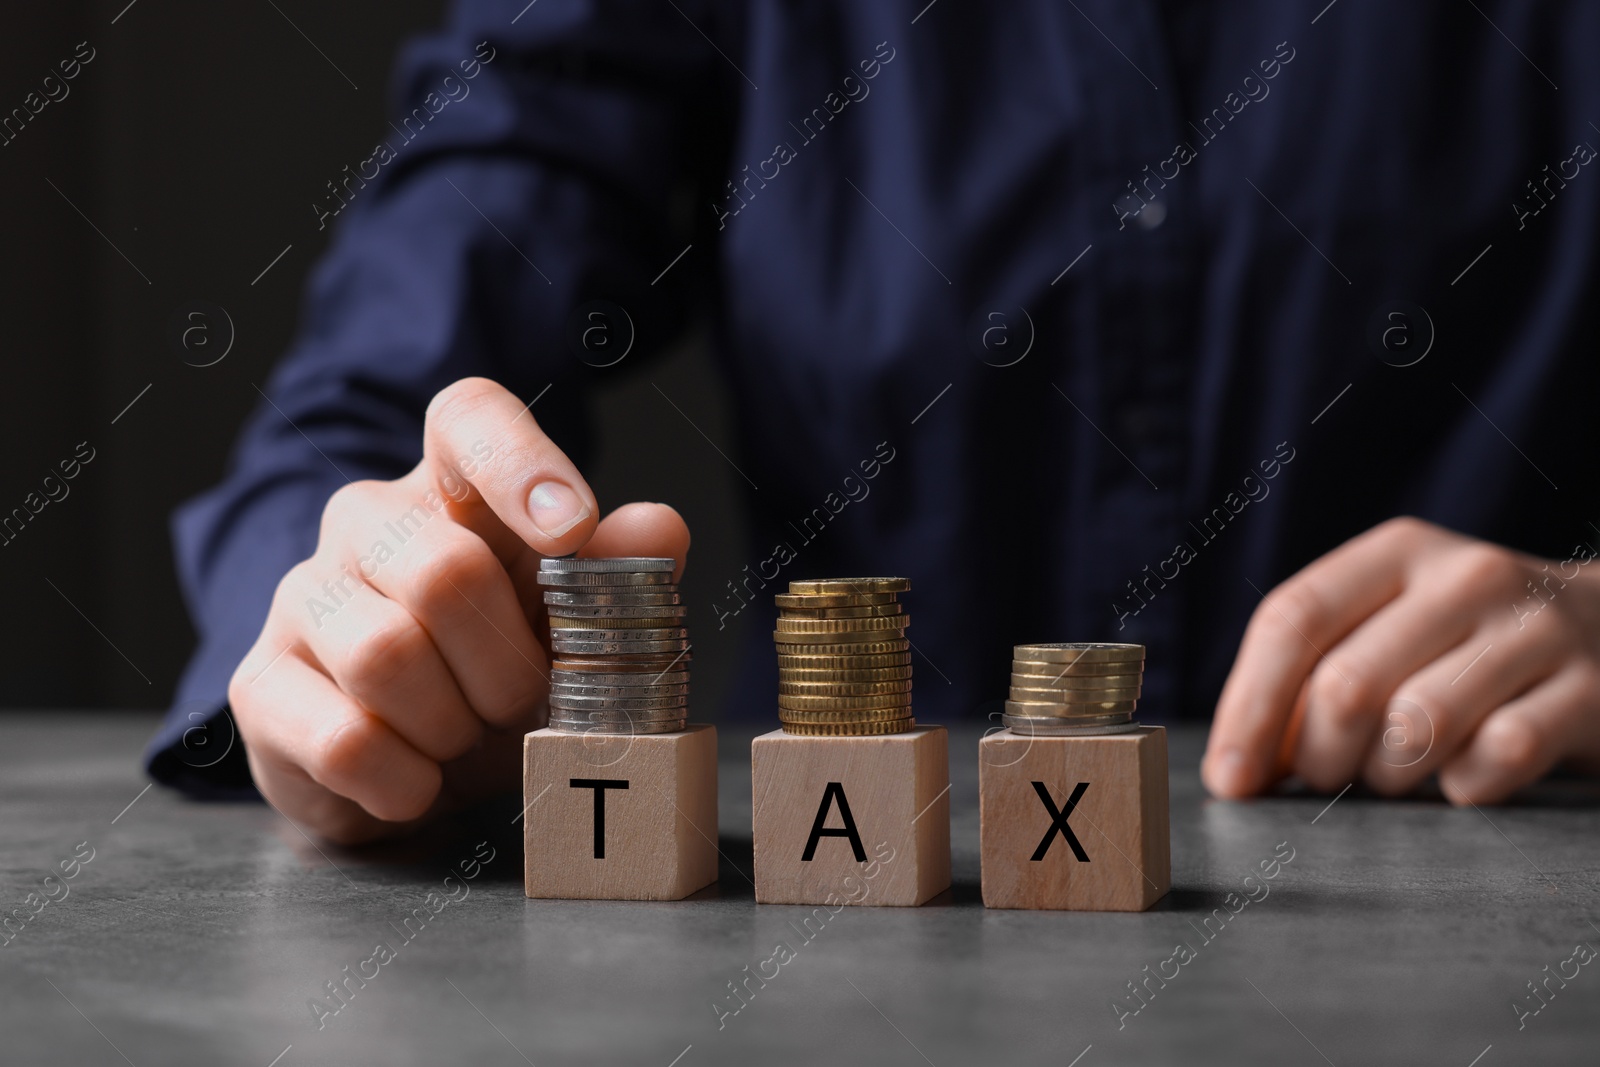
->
left=750, top=725, right=951, bottom=906
left=522, top=725, right=718, bottom=901
left=979, top=725, right=1170, bottom=911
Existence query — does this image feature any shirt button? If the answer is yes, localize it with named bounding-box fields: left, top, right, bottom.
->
left=1136, top=199, right=1167, bottom=230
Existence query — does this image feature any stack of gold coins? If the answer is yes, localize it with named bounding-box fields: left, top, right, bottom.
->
left=774, top=577, right=914, bottom=736
left=538, top=557, right=690, bottom=734
left=1003, top=643, right=1145, bottom=735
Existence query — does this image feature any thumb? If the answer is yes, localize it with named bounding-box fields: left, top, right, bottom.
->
left=577, top=503, right=691, bottom=581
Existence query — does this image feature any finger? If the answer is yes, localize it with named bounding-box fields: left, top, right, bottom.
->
left=422, top=377, right=599, bottom=559
left=230, top=649, right=441, bottom=824
left=1438, top=664, right=1600, bottom=804
left=244, top=746, right=396, bottom=847
left=1204, top=519, right=1431, bottom=796
left=577, top=502, right=692, bottom=579
left=502, top=501, right=694, bottom=630
left=292, top=568, right=484, bottom=762
left=360, top=509, right=547, bottom=728
left=1291, top=579, right=1485, bottom=791
left=1359, top=624, right=1561, bottom=794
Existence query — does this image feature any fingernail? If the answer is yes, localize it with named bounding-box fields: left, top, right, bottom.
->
left=528, top=481, right=590, bottom=539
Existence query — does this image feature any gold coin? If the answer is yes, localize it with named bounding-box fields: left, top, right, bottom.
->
left=1002, top=711, right=1133, bottom=731
left=1010, top=685, right=1140, bottom=702
left=777, top=650, right=912, bottom=669
left=779, top=680, right=911, bottom=697
left=775, top=603, right=905, bottom=619
left=777, top=706, right=914, bottom=723
left=780, top=717, right=916, bottom=736
left=1012, top=658, right=1141, bottom=677
left=1013, top=642, right=1145, bottom=664
left=773, top=592, right=899, bottom=609
left=778, top=692, right=913, bottom=711
left=1010, top=671, right=1143, bottom=689
left=772, top=630, right=908, bottom=645
left=775, top=615, right=908, bottom=633
left=774, top=639, right=915, bottom=655
left=787, top=577, right=911, bottom=595
left=549, top=615, right=685, bottom=629
left=1004, top=698, right=1138, bottom=715
left=778, top=665, right=913, bottom=683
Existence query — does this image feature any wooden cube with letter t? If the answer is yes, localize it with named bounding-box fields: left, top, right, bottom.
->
left=750, top=725, right=950, bottom=906
left=522, top=725, right=718, bottom=901
left=979, top=726, right=1170, bottom=911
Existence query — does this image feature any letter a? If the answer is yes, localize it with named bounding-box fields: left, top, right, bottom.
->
left=801, top=781, right=866, bottom=861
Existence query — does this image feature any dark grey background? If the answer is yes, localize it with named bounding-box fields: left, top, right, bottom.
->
left=0, top=1, right=747, bottom=712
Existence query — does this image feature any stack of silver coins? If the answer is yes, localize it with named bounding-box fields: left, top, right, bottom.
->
left=537, top=558, right=690, bottom=734
left=1002, top=642, right=1145, bottom=735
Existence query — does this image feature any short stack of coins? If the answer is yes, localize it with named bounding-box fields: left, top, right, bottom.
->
left=1002, top=642, right=1146, bottom=735
left=538, top=557, right=690, bottom=734
left=774, top=577, right=914, bottom=736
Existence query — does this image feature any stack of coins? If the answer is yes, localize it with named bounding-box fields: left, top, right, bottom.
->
left=537, top=558, right=690, bottom=734
left=774, top=577, right=914, bottom=736
left=1002, top=643, right=1146, bottom=735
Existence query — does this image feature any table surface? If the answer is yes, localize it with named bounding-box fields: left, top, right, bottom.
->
left=1, top=712, right=1596, bottom=1066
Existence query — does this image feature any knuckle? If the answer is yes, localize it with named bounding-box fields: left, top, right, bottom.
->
left=426, top=377, right=500, bottom=431
left=1452, top=544, right=1518, bottom=591
left=1309, top=659, right=1376, bottom=730
left=1477, top=714, right=1542, bottom=778
left=341, top=617, right=426, bottom=692
left=1379, top=515, right=1429, bottom=541
left=403, top=536, right=499, bottom=618
left=478, top=676, right=541, bottom=727
left=1254, top=582, right=1326, bottom=640
left=309, top=714, right=385, bottom=788
left=320, top=480, right=386, bottom=539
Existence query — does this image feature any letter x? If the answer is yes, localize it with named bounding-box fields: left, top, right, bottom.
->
left=1030, top=781, right=1090, bottom=862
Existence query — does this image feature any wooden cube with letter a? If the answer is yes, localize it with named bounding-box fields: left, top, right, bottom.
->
left=979, top=726, right=1169, bottom=911
left=523, top=725, right=718, bottom=901
left=751, top=725, right=950, bottom=906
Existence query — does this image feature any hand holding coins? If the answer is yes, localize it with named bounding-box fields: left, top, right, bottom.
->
left=775, top=578, right=915, bottom=735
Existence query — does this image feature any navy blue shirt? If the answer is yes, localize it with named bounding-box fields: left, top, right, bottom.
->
left=148, top=0, right=1600, bottom=793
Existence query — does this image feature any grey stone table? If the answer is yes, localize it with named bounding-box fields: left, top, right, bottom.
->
left=1, top=713, right=1596, bottom=1066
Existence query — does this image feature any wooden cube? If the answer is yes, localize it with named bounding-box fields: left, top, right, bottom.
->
left=522, top=724, right=718, bottom=901
left=979, top=726, right=1170, bottom=911
left=751, top=725, right=950, bottom=907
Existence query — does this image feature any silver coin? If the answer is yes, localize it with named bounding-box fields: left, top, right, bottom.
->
left=549, top=694, right=689, bottom=711
left=549, top=700, right=688, bottom=716
left=551, top=639, right=692, bottom=655
left=552, top=653, right=692, bottom=669
left=550, top=627, right=688, bottom=641
left=542, top=590, right=683, bottom=607
left=550, top=681, right=688, bottom=698
left=548, top=710, right=685, bottom=723
left=547, top=604, right=689, bottom=619
left=540, top=557, right=674, bottom=573
left=1001, top=716, right=1141, bottom=736
left=536, top=571, right=676, bottom=587
left=550, top=671, right=689, bottom=688
left=548, top=718, right=687, bottom=735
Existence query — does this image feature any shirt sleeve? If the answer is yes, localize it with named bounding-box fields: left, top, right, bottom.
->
left=145, top=0, right=737, bottom=795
